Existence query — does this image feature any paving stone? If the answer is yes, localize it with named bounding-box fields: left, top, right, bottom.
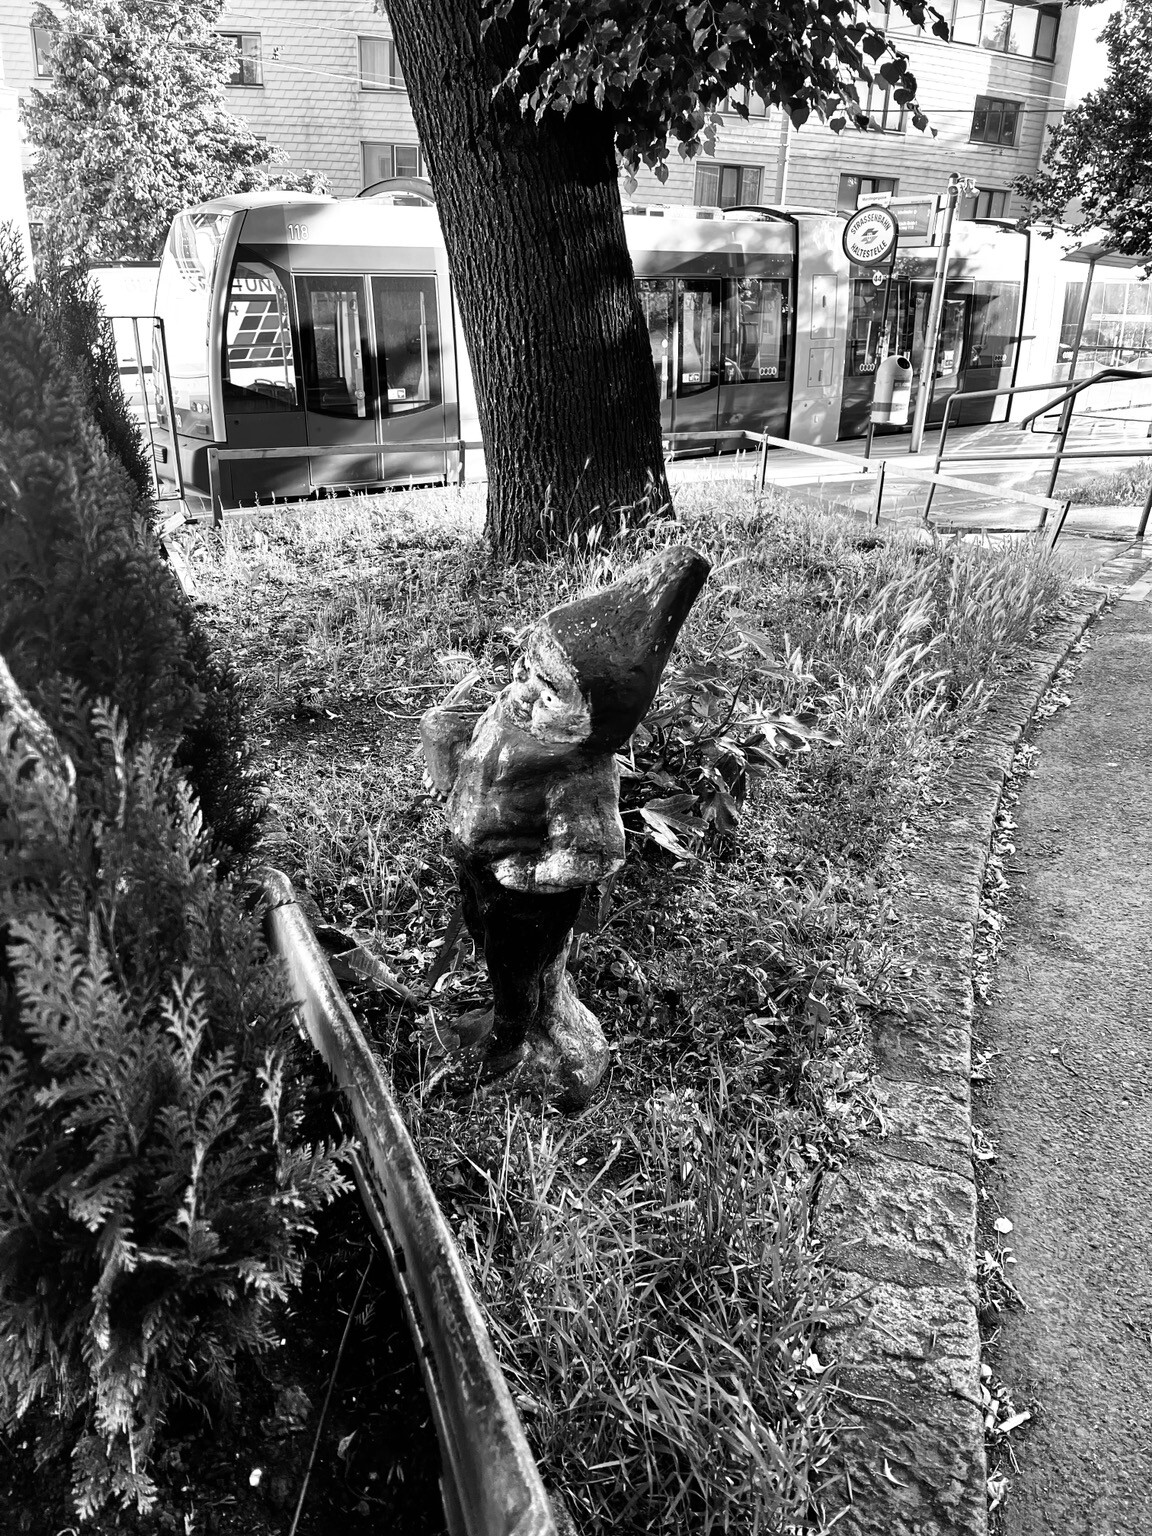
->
left=871, top=1001, right=971, bottom=1085
left=873, top=1076, right=973, bottom=1177
left=822, top=1148, right=976, bottom=1291
left=823, top=1365, right=986, bottom=1536
left=824, top=1274, right=981, bottom=1398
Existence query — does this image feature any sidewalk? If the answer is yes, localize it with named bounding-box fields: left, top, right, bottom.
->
left=667, top=419, right=1151, bottom=584
left=976, top=593, right=1152, bottom=1534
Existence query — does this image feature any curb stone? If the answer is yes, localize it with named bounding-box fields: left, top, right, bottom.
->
left=818, top=543, right=1152, bottom=1536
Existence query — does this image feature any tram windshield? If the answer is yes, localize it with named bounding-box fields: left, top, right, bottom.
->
left=223, top=258, right=298, bottom=411
left=154, top=209, right=232, bottom=438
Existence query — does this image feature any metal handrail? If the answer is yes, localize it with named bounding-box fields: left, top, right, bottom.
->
left=1014, top=367, right=1152, bottom=433
left=926, top=370, right=1152, bottom=539
left=263, top=871, right=556, bottom=1536
left=105, top=313, right=186, bottom=508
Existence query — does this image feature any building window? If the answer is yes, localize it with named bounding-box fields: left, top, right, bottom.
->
left=970, top=96, right=1020, bottom=146
left=949, top=1, right=1059, bottom=60
left=716, top=88, right=768, bottom=117
left=694, top=163, right=763, bottom=208
left=30, top=23, right=56, bottom=78
left=860, top=81, right=906, bottom=133
left=358, top=36, right=404, bottom=91
left=361, top=141, right=424, bottom=187
left=222, top=33, right=262, bottom=86
left=959, top=187, right=1012, bottom=219
left=837, top=173, right=899, bottom=215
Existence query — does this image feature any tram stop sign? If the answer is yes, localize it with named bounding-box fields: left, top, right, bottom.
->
left=842, top=205, right=900, bottom=267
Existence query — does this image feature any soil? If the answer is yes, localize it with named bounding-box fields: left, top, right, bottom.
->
left=975, top=597, right=1152, bottom=1534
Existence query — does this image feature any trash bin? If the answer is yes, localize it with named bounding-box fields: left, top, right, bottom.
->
left=871, top=355, right=913, bottom=426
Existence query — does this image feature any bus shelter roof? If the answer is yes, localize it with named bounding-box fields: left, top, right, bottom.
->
left=1064, top=239, right=1152, bottom=268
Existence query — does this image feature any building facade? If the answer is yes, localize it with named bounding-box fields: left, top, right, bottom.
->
left=1, top=1, right=424, bottom=201
left=1, top=1, right=1087, bottom=221
left=626, top=1, right=1081, bottom=220
left=0, top=34, right=33, bottom=270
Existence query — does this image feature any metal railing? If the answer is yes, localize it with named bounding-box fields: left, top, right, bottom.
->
left=741, top=429, right=1066, bottom=533
left=105, top=314, right=186, bottom=509
left=925, top=369, right=1152, bottom=543
left=263, top=871, right=556, bottom=1536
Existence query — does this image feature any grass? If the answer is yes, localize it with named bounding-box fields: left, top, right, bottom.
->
left=1068, top=458, right=1152, bottom=507
left=183, top=479, right=1072, bottom=1534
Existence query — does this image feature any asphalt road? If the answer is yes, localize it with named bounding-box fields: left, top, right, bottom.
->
left=978, top=594, right=1152, bottom=1535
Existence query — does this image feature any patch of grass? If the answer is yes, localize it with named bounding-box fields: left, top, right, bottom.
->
left=1068, top=458, right=1152, bottom=507
left=448, top=1088, right=830, bottom=1535
left=183, top=481, right=1073, bottom=1534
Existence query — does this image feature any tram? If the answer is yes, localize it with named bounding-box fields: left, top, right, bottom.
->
left=153, top=190, right=861, bottom=512
left=148, top=189, right=1148, bottom=515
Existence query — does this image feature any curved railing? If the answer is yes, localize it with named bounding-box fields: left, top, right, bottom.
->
left=263, top=870, right=557, bottom=1536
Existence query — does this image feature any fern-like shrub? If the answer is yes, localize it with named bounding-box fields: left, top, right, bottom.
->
left=0, top=226, right=153, bottom=503
left=0, top=657, right=350, bottom=1518
left=0, top=232, right=264, bottom=867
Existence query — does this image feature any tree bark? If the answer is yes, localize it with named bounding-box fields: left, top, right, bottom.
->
left=386, top=0, right=671, bottom=562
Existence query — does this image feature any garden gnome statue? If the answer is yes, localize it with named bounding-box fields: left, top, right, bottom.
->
left=420, top=545, right=710, bottom=1107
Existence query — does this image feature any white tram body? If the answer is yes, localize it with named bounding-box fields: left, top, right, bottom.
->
left=147, top=192, right=1152, bottom=515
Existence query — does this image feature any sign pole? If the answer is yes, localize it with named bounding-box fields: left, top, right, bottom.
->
left=842, top=203, right=901, bottom=462
left=864, top=249, right=898, bottom=461
left=908, top=173, right=960, bottom=455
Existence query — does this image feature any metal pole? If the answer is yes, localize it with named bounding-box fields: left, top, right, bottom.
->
left=1063, top=258, right=1096, bottom=399
left=1046, top=258, right=1097, bottom=498
left=870, top=458, right=887, bottom=527
left=154, top=317, right=186, bottom=503
left=909, top=174, right=960, bottom=454
left=864, top=256, right=897, bottom=461
left=127, top=316, right=163, bottom=503
left=1136, top=474, right=1152, bottom=540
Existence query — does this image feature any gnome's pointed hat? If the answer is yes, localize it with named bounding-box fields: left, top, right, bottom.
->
left=541, top=545, right=711, bottom=751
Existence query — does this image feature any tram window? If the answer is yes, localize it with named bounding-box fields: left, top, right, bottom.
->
left=637, top=280, right=675, bottom=401
left=678, top=283, right=720, bottom=397
left=370, top=275, right=441, bottom=413
left=296, top=277, right=370, bottom=420
left=967, top=283, right=1019, bottom=370
left=848, top=278, right=890, bottom=376
left=722, top=279, right=788, bottom=383
left=223, top=260, right=298, bottom=411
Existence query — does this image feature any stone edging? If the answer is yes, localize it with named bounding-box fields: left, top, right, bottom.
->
left=817, top=545, right=1152, bottom=1536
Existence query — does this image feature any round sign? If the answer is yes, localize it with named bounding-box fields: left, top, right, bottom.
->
left=842, top=205, right=899, bottom=267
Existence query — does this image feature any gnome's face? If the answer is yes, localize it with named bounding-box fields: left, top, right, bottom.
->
left=502, top=627, right=591, bottom=748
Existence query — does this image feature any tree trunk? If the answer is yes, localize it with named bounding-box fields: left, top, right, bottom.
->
left=387, top=0, right=671, bottom=563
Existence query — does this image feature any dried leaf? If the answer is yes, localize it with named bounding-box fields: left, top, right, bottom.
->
left=329, top=945, right=420, bottom=1007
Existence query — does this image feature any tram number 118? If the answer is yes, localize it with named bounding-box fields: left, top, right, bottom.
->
left=287, top=223, right=310, bottom=241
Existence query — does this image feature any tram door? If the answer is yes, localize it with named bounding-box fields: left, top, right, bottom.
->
left=295, top=275, right=380, bottom=488
left=638, top=277, right=722, bottom=446
left=368, top=274, right=448, bottom=483
left=910, top=285, right=972, bottom=426
left=296, top=273, right=448, bottom=489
